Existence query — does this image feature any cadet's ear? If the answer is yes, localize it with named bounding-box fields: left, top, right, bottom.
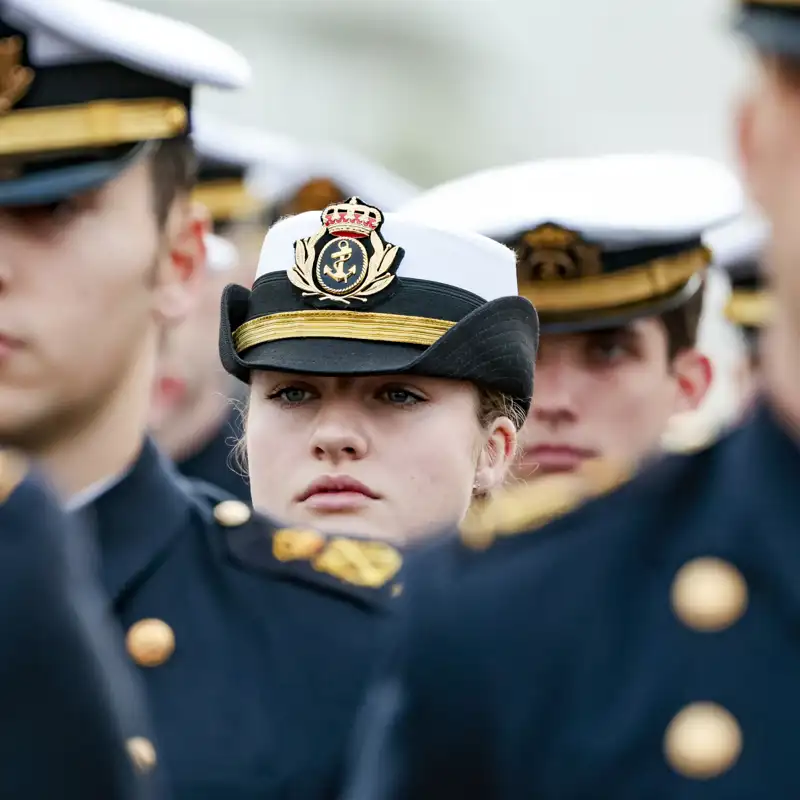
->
left=153, top=201, right=210, bottom=326
left=671, top=348, right=713, bottom=414
left=474, top=417, right=517, bottom=496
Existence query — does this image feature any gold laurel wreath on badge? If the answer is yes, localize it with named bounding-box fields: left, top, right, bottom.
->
left=289, top=197, right=402, bottom=305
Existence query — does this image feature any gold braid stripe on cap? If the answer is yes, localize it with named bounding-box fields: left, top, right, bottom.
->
left=724, top=289, right=773, bottom=328
left=0, top=98, right=187, bottom=157
left=520, top=246, right=710, bottom=313
left=192, top=179, right=265, bottom=223
left=233, top=310, right=455, bottom=352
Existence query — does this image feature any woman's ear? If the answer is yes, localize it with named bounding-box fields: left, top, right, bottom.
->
left=474, top=417, right=517, bottom=494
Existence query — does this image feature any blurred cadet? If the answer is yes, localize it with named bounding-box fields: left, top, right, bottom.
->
left=400, top=154, right=740, bottom=480
left=0, top=452, right=165, bottom=798
left=220, top=196, right=538, bottom=542
left=150, top=113, right=282, bottom=501
left=706, top=216, right=770, bottom=413
left=341, top=6, right=800, bottom=798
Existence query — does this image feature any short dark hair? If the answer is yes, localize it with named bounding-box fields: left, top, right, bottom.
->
left=658, top=283, right=705, bottom=360
left=148, top=136, right=197, bottom=226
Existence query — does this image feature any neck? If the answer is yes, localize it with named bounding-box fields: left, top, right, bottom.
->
left=37, top=337, right=158, bottom=501
left=156, top=378, right=235, bottom=462
left=763, top=306, right=800, bottom=433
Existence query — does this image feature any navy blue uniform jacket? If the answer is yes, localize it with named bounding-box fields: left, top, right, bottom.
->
left=343, top=402, right=800, bottom=799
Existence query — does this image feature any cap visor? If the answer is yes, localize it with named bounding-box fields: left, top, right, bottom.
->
left=735, top=8, right=800, bottom=56
left=0, top=143, right=151, bottom=207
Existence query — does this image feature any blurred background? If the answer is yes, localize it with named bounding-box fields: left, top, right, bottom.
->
left=127, top=0, right=747, bottom=186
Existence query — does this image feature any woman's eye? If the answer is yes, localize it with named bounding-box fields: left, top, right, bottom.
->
left=380, top=388, right=425, bottom=406
left=270, top=387, right=312, bottom=404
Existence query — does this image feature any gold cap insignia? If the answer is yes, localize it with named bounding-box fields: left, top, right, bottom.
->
left=289, top=196, right=404, bottom=306
left=0, top=37, right=33, bottom=116
left=273, top=528, right=326, bottom=561
left=515, top=223, right=602, bottom=282
left=312, top=538, right=403, bottom=588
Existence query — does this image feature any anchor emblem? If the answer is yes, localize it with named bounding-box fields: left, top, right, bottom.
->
left=324, top=239, right=357, bottom=283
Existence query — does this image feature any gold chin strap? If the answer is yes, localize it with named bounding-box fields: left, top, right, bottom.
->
left=0, top=98, right=188, bottom=157
left=233, top=309, right=455, bottom=352
left=519, top=246, right=710, bottom=313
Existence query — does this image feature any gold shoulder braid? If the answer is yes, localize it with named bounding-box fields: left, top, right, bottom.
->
left=272, top=528, right=402, bottom=589
left=459, top=459, right=632, bottom=551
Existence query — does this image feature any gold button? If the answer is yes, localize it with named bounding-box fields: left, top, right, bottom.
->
left=126, top=736, right=157, bottom=774
left=664, top=702, right=742, bottom=779
left=671, top=558, right=748, bottom=632
left=126, top=619, right=175, bottom=668
left=391, top=583, right=404, bottom=598
left=214, top=499, right=252, bottom=527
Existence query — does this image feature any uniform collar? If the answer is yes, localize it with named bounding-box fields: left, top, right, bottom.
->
left=85, top=438, right=195, bottom=603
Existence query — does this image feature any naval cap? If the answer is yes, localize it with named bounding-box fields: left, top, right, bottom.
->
left=191, top=114, right=299, bottom=225
left=704, top=215, right=770, bottom=331
left=735, top=0, right=800, bottom=58
left=0, top=0, right=250, bottom=206
left=399, top=153, right=743, bottom=333
left=219, top=197, right=538, bottom=415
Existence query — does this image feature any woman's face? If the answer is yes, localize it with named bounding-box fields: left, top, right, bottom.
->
left=246, top=372, right=515, bottom=542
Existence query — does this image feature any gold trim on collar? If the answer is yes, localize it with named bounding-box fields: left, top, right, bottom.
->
left=233, top=309, right=455, bottom=352
left=519, top=246, right=710, bottom=313
left=0, top=98, right=187, bottom=157
left=724, top=289, right=772, bottom=328
left=192, top=178, right=264, bottom=223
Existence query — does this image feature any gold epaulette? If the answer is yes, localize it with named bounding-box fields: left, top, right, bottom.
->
left=459, top=460, right=631, bottom=551
left=0, top=450, right=27, bottom=503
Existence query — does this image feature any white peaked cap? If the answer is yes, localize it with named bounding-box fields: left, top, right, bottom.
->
left=1, top=0, right=251, bottom=89
left=399, top=153, right=743, bottom=246
left=703, top=214, right=769, bottom=268
left=255, top=210, right=518, bottom=302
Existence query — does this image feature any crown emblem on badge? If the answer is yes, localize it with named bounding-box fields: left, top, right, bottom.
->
left=517, top=223, right=602, bottom=282
left=289, top=196, right=404, bottom=306
left=0, top=36, right=33, bottom=115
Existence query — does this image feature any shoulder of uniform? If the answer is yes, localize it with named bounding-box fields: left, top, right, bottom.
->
left=215, top=501, right=403, bottom=607
left=0, top=450, right=28, bottom=504
left=459, top=459, right=632, bottom=551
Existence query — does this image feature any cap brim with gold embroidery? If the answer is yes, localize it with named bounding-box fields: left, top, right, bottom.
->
left=704, top=215, right=771, bottom=335
left=0, top=0, right=250, bottom=206
left=735, top=1, right=800, bottom=57
left=398, top=154, right=743, bottom=334
left=219, top=198, right=539, bottom=413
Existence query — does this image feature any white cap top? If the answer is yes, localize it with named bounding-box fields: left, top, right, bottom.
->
left=255, top=209, right=518, bottom=302
left=192, top=113, right=303, bottom=180
left=2, top=0, right=251, bottom=89
left=253, top=142, right=419, bottom=211
left=703, top=214, right=769, bottom=268
left=399, top=154, right=743, bottom=248
left=205, top=233, right=239, bottom=272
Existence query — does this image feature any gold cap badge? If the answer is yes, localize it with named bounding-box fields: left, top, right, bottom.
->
left=516, top=223, right=602, bottom=282
left=289, top=196, right=403, bottom=306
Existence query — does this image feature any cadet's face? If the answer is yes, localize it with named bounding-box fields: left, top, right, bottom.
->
left=0, top=160, right=199, bottom=449
left=247, top=372, right=515, bottom=542
left=738, top=56, right=800, bottom=317
left=515, top=321, right=706, bottom=479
